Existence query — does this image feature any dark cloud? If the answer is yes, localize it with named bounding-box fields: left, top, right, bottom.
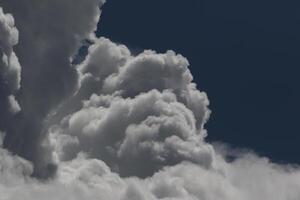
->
left=0, top=0, right=105, bottom=177
left=0, top=7, right=21, bottom=132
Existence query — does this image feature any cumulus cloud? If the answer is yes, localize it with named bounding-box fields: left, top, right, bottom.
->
left=49, top=89, right=214, bottom=177
left=0, top=0, right=105, bottom=177
left=0, top=1, right=300, bottom=200
left=70, top=38, right=209, bottom=128
left=1, top=135, right=300, bottom=200
left=0, top=7, right=21, bottom=118
left=42, top=37, right=213, bottom=178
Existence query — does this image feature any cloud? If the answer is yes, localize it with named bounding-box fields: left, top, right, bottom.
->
left=43, top=37, right=213, bottom=178
left=0, top=7, right=21, bottom=117
left=100, top=48, right=210, bottom=129
left=0, top=1, right=300, bottom=200
left=1, top=137, right=300, bottom=200
left=46, top=38, right=131, bottom=126
left=0, top=0, right=105, bottom=177
left=75, top=38, right=210, bottom=128
left=49, top=89, right=214, bottom=177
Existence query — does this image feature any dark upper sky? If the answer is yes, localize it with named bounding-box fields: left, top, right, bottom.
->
left=97, top=0, right=300, bottom=164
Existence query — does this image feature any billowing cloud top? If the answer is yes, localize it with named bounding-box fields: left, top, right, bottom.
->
left=0, top=1, right=300, bottom=200
left=0, top=7, right=21, bottom=116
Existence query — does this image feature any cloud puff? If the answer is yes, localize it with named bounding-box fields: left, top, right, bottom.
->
left=74, top=38, right=210, bottom=128
left=47, top=38, right=131, bottom=125
left=0, top=7, right=21, bottom=116
left=43, top=37, right=213, bottom=178
left=100, top=48, right=210, bottom=129
left=49, top=89, right=214, bottom=177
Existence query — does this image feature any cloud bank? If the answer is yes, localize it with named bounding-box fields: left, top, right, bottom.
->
left=0, top=1, right=299, bottom=200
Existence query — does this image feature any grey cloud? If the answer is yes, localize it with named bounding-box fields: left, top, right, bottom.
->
left=0, top=7, right=20, bottom=96
left=102, top=50, right=192, bottom=95
left=0, top=0, right=105, bottom=177
left=50, top=89, right=214, bottom=177
left=0, top=133, right=33, bottom=186
left=1, top=140, right=300, bottom=200
left=51, top=38, right=209, bottom=132
left=0, top=7, right=21, bottom=129
left=0, top=7, right=18, bottom=57
left=47, top=37, right=131, bottom=125
left=79, top=37, right=131, bottom=80
left=71, top=38, right=210, bottom=129
left=7, top=95, right=20, bottom=114
left=42, top=35, right=300, bottom=199
left=46, top=38, right=212, bottom=178
left=101, top=49, right=210, bottom=128
left=0, top=1, right=300, bottom=199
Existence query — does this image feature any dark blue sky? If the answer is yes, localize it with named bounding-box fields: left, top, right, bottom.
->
left=97, top=0, right=300, bottom=164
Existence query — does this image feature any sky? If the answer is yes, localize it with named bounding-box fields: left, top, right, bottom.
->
left=97, top=0, right=300, bottom=164
left=0, top=0, right=300, bottom=199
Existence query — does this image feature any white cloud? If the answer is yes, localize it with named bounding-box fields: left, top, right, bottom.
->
left=1, top=142, right=300, bottom=200
left=0, top=1, right=299, bottom=200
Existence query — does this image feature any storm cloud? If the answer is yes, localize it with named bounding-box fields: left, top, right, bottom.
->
left=0, top=1, right=300, bottom=200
